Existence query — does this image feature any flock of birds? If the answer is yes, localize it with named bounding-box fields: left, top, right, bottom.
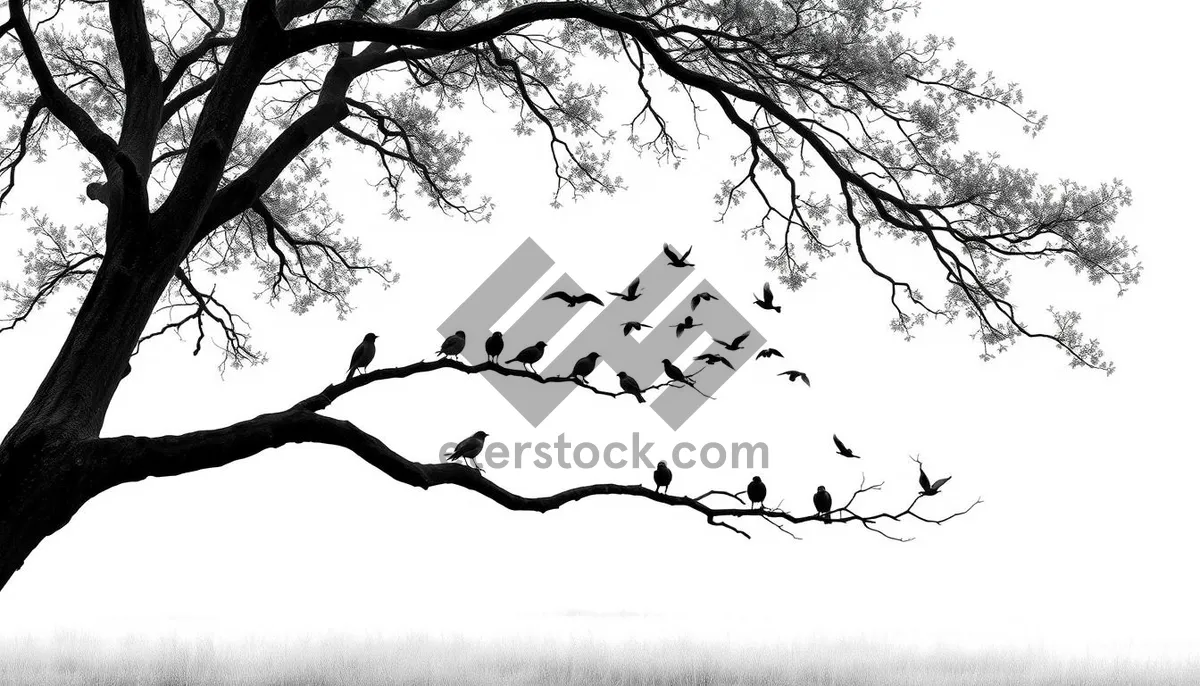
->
left=342, top=243, right=952, bottom=524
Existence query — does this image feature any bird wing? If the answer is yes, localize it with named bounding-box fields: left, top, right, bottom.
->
left=719, top=357, right=734, bottom=369
left=348, top=342, right=366, bottom=370
left=778, top=371, right=795, bottom=380
left=732, top=331, right=750, bottom=347
left=931, top=476, right=952, bottom=491
left=543, top=291, right=570, bottom=302
left=800, top=373, right=811, bottom=387
left=763, top=282, right=774, bottom=301
left=676, top=325, right=687, bottom=338
left=690, top=294, right=701, bottom=310
left=628, top=277, right=640, bottom=295
left=580, top=293, right=604, bottom=305
left=833, top=435, right=848, bottom=453
left=663, top=244, right=680, bottom=262
left=622, top=322, right=634, bottom=335
left=919, top=468, right=931, bottom=492
left=679, top=246, right=692, bottom=260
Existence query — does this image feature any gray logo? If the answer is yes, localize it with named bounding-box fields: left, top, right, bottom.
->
left=439, top=239, right=765, bottom=429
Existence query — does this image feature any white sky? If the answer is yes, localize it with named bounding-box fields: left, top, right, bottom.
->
left=0, top=0, right=1197, bottom=660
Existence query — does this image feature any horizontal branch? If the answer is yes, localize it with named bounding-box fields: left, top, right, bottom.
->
left=97, top=355, right=977, bottom=541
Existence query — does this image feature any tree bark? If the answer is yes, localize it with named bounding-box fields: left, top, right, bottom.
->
left=0, top=218, right=187, bottom=591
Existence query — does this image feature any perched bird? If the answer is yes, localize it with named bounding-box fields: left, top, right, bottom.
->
left=507, top=341, right=548, bottom=374
left=695, top=353, right=734, bottom=370
left=445, top=430, right=488, bottom=471
left=674, top=316, right=702, bottom=338
left=813, top=486, right=833, bottom=524
left=570, top=352, right=602, bottom=382
left=713, top=330, right=750, bottom=351
left=438, top=330, right=466, bottom=359
left=756, top=348, right=783, bottom=360
left=833, top=434, right=861, bottom=459
left=622, top=321, right=653, bottom=336
left=690, top=291, right=718, bottom=310
left=918, top=466, right=952, bottom=496
left=607, top=277, right=642, bottom=302
left=653, top=461, right=673, bottom=494
left=663, top=243, right=694, bottom=268
left=747, top=476, right=767, bottom=509
left=661, top=359, right=696, bottom=388
left=779, top=370, right=810, bottom=386
left=347, top=333, right=379, bottom=380
left=543, top=290, right=604, bottom=307
left=753, top=282, right=781, bottom=313
left=617, top=371, right=646, bottom=403
left=485, top=331, right=505, bottom=364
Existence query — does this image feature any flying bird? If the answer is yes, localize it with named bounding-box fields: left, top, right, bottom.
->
left=347, top=333, right=379, bottom=380
left=916, top=460, right=952, bottom=496
left=507, top=341, right=548, bottom=374
left=438, top=330, right=466, bottom=359
left=607, top=277, right=642, bottom=302
left=779, top=370, right=810, bottom=386
left=485, top=331, right=504, bottom=364
left=756, top=348, right=783, bottom=360
left=653, top=461, right=673, bottom=494
left=813, top=486, right=833, bottom=524
left=747, top=476, right=767, bottom=510
left=674, top=316, right=702, bottom=338
left=663, top=244, right=694, bottom=268
left=569, top=352, right=602, bottom=382
left=617, top=371, right=646, bottom=403
left=695, top=353, right=734, bottom=370
left=445, top=430, right=489, bottom=471
left=753, top=282, right=781, bottom=313
left=713, top=331, right=750, bottom=351
left=543, top=290, right=604, bottom=307
left=622, top=321, right=653, bottom=336
left=833, top=434, right=861, bottom=459
left=690, top=291, right=718, bottom=310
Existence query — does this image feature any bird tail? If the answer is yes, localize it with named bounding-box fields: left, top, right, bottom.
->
left=773, top=305, right=781, bottom=313
left=635, top=392, right=646, bottom=404
left=346, top=369, right=355, bottom=382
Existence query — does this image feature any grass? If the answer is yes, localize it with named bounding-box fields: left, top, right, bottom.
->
left=0, top=634, right=1196, bottom=685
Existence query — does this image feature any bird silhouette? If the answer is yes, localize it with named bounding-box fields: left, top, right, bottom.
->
left=813, top=486, right=833, bottom=524
left=756, top=348, right=783, bottom=360
left=485, top=331, right=504, bottom=364
left=674, top=316, right=702, bottom=337
left=661, top=359, right=697, bottom=387
left=690, top=291, right=718, bottom=310
left=914, top=458, right=952, bottom=496
left=713, top=331, right=750, bottom=351
left=695, top=353, right=734, bottom=370
left=663, top=244, right=694, bottom=268
left=543, top=290, right=604, bottom=307
left=622, top=321, right=652, bottom=336
left=617, top=371, right=646, bottom=403
left=347, top=333, right=379, bottom=380
left=438, top=330, right=466, bottom=359
left=753, top=282, right=781, bottom=312
left=779, top=370, right=810, bottom=386
left=607, top=277, right=642, bottom=302
left=747, top=476, right=767, bottom=509
left=833, top=434, right=861, bottom=459
left=445, top=430, right=489, bottom=471
left=570, top=352, right=602, bottom=382
left=653, top=461, right=673, bottom=494
left=507, top=341, right=548, bottom=374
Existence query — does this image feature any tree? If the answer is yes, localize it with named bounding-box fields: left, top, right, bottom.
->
left=0, top=0, right=1137, bottom=592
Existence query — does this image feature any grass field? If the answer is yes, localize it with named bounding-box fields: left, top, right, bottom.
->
left=1, top=634, right=1196, bottom=685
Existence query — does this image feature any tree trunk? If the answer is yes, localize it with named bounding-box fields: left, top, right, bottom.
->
left=0, top=218, right=187, bottom=591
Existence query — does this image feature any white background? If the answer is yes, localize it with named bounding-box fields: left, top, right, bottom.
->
left=0, top=0, right=1196, bottom=658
